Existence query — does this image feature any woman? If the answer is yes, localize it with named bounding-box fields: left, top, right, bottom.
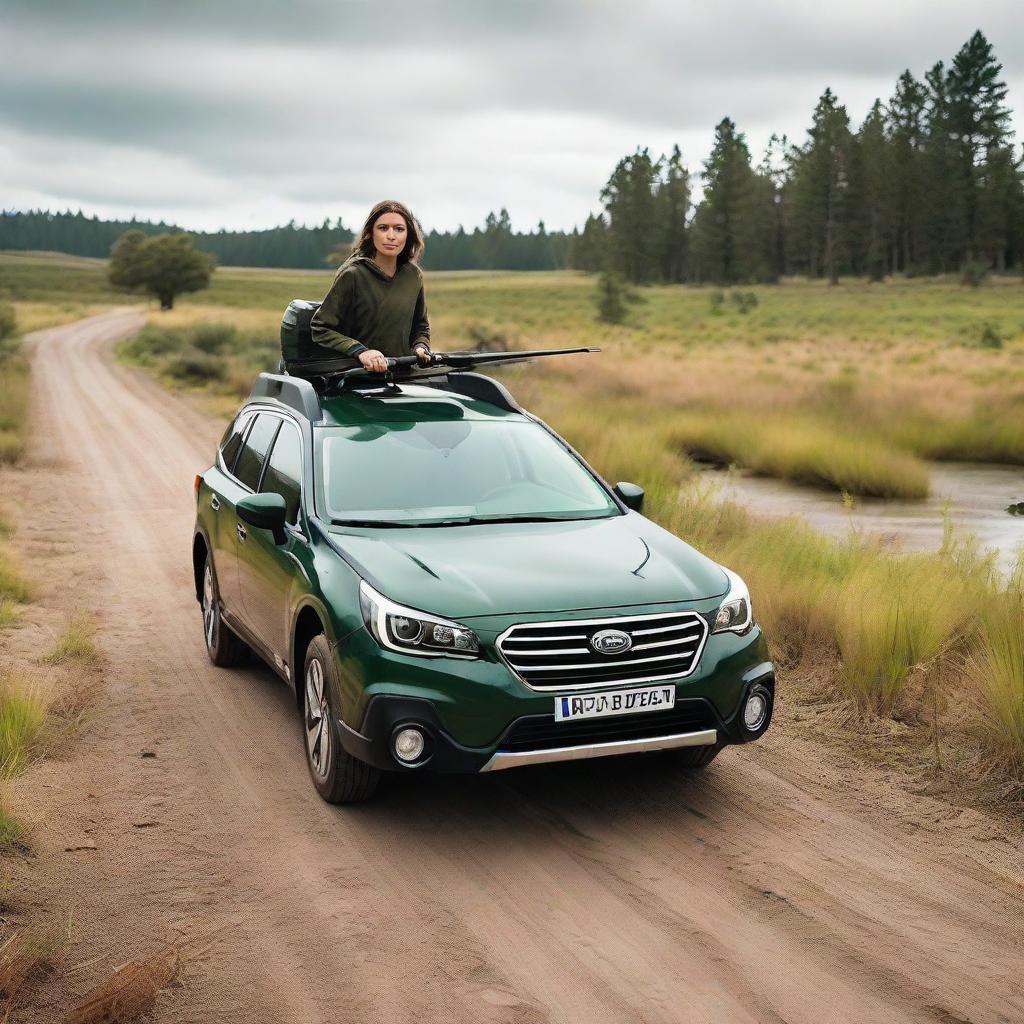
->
left=311, top=200, right=432, bottom=372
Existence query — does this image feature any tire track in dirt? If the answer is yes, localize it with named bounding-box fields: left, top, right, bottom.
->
left=10, top=310, right=1024, bottom=1024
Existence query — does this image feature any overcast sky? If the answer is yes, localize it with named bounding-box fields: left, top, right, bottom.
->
left=2, top=0, right=1022, bottom=234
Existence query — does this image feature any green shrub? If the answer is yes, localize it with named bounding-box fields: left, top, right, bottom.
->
left=977, top=323, right=1003, bottom=349
left=961, top=259, right=990, bottom=288
left=708, top=290, right=725, bottom=314
left=730, top=291, right=759, bottom=314
left=467, top=324, right=509, bottom=352
left=0, top=302, right=15, bottom=341
left=596, top=272, right=628, bottom=324
left=123, top=325, right=183, bottom=360
left=166, top=348, right=227, bottom=383
left=191, top=321, right=237, bottom=354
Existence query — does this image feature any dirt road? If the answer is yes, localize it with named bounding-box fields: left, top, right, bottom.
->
left=10, top=310, right=1024, bottom=1023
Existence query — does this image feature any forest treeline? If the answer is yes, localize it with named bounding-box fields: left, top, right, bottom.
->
left=1, top=31, right=1020, bottom=283
left=583, top=31, right=1024, bottom=283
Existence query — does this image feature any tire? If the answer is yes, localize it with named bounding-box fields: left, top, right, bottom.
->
left=674, top=744, right=722, bottom=771
left=302, top=634, right=380, bottom=804
left=200, top=552, right=249, bottom=667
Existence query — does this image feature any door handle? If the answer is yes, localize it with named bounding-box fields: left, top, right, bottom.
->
left=237, top=524, right=247, bottom=541
left=211, top=494, right=221, bottom=511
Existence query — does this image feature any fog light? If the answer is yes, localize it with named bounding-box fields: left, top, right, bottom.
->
left=393, top=727, right=426, bottom=763
left=743, top=691, right=768, bottom=732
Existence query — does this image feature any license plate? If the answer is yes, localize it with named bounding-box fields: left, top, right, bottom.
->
left=554, top=685, right=676, bottom=722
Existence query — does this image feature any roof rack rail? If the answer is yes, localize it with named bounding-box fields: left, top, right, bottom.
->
left=250, top=372, right=323, bottom=421
left=433, top=371, right=525, bottom=414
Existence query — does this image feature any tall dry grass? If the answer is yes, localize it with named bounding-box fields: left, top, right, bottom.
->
left=0, top=676, right=50, bottom=777
left=967, top=585, right=1024, bottom=773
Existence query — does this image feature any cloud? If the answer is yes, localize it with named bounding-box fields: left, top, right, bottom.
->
left=1, top=0, right=1021, bottom=231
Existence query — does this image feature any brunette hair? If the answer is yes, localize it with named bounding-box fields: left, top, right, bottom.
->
left=353, top=199, right=424, bottom=265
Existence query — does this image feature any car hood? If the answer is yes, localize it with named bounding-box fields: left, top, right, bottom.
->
left=326, top=513, right=729, bottom=620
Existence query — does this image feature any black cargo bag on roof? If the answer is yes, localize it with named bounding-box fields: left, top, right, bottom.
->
left=280, top=298, right=356, bottom=373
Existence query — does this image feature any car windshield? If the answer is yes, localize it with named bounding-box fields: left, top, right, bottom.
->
left=317, top=418, right=619, bottom=526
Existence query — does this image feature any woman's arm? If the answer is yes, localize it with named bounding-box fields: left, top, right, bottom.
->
left=410, top=283, right=431, bottom=364
left=410, top=283, right=430, bottom=351
left=310, top=270, right=368, bottom=356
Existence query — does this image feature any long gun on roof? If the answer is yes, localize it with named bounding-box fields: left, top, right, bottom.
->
left=288, top=346, right=601, bottom=386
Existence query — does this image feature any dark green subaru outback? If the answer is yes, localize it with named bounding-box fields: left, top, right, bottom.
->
left=192, top=350, right=774, bottom=803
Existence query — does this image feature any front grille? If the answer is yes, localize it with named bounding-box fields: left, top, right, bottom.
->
left=497, top=610, right=709, bottom=691
left=499, top=702, right=717, bottom=753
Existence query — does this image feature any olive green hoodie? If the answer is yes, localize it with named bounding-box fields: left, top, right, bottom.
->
left=310, top=255, right=430, bottom=357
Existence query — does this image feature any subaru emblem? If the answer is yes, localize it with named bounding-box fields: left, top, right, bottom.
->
left=590, top=629, right=633, bottom=655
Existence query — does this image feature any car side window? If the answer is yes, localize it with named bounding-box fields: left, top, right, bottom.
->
left=261, top=422, right=302, bottom=524
left=233, top=414, right=280, bottom=491
left=220, top=411, right=253, bottom=473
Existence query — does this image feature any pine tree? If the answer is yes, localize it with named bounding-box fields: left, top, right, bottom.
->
left=655, top=145, right=690, bottom=282
left=758, top=134, right=790, bottom=279
left=921, top=61, right=967, bottom=272
left=947, top=31, right=1013, bottom=261
left=600, top=148, right=660, bottom=283
left=788, top=89, right=856, bottom=282
left=857, top=100, right=892, bottom=280
left=690, top=118, right=774, bottom=284
left=886, top=71, right=928, bottom=272
left=572, top=213, right=609, bottom=272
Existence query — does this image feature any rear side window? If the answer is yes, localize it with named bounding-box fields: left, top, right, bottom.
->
left=220, top=411, right=253, bottom=472
left=233, top=414, right=280, bottom=491
left=261, top=422, right=302, bottom=524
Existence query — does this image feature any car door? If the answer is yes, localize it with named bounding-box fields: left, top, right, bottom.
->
left=237, top=417, right=307, bottom=670
left=205, top=409, right=255, bottom=616
left=218, top=411, right=281, bottom=631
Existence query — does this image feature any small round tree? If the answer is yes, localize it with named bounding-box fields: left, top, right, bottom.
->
left=108, top=230, right=215, bottom=310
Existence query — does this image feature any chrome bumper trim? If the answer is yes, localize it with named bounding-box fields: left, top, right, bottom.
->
left=479, top=728, right=718, bottom=773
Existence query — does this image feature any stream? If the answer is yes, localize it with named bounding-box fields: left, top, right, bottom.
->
left=701, top=461, right=1024, bottom=573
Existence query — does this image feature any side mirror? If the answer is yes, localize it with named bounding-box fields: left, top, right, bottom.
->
left=237, top=493, right=288, bottom=545
left=614, top=481, right=645, bottom=512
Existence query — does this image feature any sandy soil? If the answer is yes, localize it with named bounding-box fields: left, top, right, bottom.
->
left=5, top=309, right=1023, bottom=1024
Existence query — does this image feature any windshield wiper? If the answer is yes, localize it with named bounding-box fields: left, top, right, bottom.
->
left=427, top=513, right=606, bottom=526
left=331, top=519, right=413, bottom=529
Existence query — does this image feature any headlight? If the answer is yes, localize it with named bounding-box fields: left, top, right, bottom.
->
left=712, top=568, right=753, bottom=634
left=359, top=581, right=481, bottom=658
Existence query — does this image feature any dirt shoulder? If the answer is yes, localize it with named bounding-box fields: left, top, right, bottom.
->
left=3, top=311, right=1022, bottom=1024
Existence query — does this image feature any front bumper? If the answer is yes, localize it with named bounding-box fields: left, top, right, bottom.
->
left=335, top=658, right=776, bottom=774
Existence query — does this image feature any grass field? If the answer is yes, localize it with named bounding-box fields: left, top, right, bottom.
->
left=4, top=251, right=1024, bottom=791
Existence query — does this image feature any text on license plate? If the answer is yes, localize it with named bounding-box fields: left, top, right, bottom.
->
left=555, top=685, right=676, bottom=722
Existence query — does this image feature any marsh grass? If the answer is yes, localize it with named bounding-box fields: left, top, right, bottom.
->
left=667, top=411, right=930, bottom=498
left=967, top=585, right=1024, bottom=772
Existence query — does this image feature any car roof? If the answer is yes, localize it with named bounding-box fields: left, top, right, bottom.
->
left=245, top=373, right=531, bottom=428
left=317, top=384, right=529, bottom=427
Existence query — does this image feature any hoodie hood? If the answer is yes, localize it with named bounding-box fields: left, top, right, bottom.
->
left=327, top=513, right=729, bottom=620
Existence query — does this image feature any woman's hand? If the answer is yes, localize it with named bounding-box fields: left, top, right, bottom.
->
left=358, top=349, right=388, bottom=373
left=413, top=343, right=432, bottom=367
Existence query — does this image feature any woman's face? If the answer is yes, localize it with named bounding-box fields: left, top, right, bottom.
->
left=372, top=212, right=408, bottom=259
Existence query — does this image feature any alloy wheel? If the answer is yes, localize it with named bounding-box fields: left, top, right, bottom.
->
left=202, top=562, right=218, bottom=652
left=304, top=657, right=331, bottom=780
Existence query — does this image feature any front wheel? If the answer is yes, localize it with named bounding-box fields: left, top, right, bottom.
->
left=303, top=635, right=380, bottom=804
left=201, top=554, right=249, bottom=667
